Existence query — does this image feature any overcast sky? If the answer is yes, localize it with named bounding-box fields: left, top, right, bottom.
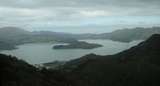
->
left=0, top=0, right=160, bottom=33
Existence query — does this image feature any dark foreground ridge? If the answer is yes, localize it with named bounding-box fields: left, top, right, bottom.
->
left=1, top=34, right=160, bottom=86
left=61, top=34, right=160, bottom=86
left=0, top=54, right=72, bottom=86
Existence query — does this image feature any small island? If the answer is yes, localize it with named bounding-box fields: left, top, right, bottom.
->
left=53, top=41, right=102, bottom=49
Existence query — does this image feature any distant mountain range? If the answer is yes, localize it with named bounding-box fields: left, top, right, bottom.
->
left=1, top=26, right=160, bottom=50
left=0, top=27, right=77, bottom=50
left=1, top=34, right=160, bottom=86
left=73, top=27, right=160, bottom=42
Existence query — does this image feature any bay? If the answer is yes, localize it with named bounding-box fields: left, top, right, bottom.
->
left=0, top=40, right=142, bottom=64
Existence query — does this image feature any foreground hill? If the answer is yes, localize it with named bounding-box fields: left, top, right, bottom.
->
left=0, top=54, right=73, bottom=86
left=61, top=34, right=160, bottom=86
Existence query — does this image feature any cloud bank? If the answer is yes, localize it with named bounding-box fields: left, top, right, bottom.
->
left=0, top=0, right=160, bottom=33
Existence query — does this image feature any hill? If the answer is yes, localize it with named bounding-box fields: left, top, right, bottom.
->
left=53, top=41, right=102, bottom=49
left=61, top=34, right=160, bottom=86
left=0, top=54, right=72, bottom=86
left=0, top=27, right=31, bottom=44
left=74, top=27, right=160, bottom=42
left=0, top=41, right=16, bottom=50
left=0, top=27, right=77, bottom=50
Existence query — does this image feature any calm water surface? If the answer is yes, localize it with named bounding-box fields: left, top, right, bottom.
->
left=0, top=40, right=142, bottom=64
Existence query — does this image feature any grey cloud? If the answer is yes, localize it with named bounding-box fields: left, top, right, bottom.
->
left=0, top=0, right=159, bottom=16
left=0, top=0, right=160, bottom=8
left=0, top=0, right=160, bottom=33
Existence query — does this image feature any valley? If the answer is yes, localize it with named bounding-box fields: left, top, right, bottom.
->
left=1, top=34, right=160, bottom=86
